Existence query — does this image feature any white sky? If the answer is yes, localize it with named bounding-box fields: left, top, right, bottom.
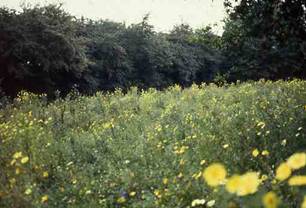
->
left=0, top=0, right=226, bottom=33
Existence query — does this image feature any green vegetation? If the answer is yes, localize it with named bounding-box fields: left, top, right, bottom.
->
left=0, top=0, right=305, bottom=97
left=1, top=80, right=306, bottom=207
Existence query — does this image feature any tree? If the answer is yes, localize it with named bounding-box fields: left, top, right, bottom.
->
left=0, top=4, right=88, bottom=96
left=222, top=0, right=306, bottom=81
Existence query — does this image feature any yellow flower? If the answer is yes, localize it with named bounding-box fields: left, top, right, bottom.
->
left=13, top=152, right=22, bottom=159
left=287, top=153, right=306, bottom=170
left=43, top=171, right=49, bottom=178
left=203, top=163, right=227, bottom=187
left=200, top=160, right=206, bottom=165
left=24, top=188, right=32, bottom=195
left=117, top=196, right=126, bottom=203
left=41, top=195, right=48, bottom=203
left=257, top=121, right=266, bottom=128
left=10, top=159, right=16, bottom=166
left=192, top=171, right=202, bottom=180
left=129, top=191, right=136, bottom=197
left=223, top=144, right=229, bottom=149
left=178, top=172, right=183, bottom=178
left=226, top=175, right=241, bottom=194
left=301, top=196, right=306, bottom=208
left=163, top=178, right=168, bottom=185
left=191, top=199, right=206, bottom=207
left=21, top=156, right=29, bottom=164
left=179, top=159, right=186, bottom=165
left=288, top=176, right=306, bottom=186
left=154, top=190, right=162, bottom=198
left=262, top=150, right=270, bottom=156
left=236, top=172, right=260, bottom=196
left=262, top=191, right=279, bottom=208
left=15, top=167, right=21, bottom=175
left=252, top=149, right=260, bottom=157
left=275, top=163, right=292, bottom=181
left=261, top=174, right=268, bottom=182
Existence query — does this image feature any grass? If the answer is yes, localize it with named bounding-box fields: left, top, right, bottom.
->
left=1, top=80, right=306, bottom=207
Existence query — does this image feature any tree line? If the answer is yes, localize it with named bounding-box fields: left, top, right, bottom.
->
left=0, top=0, right=305, bottom=97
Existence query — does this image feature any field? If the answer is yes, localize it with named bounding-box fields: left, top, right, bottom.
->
left=1, top=80, right=306, bottom=208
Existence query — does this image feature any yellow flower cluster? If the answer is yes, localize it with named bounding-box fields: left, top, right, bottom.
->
left=275, top=153, right=306, bottom=185
left=226, top=172, right=260, bottom=196
left=203, top=163, right=260, bottom=196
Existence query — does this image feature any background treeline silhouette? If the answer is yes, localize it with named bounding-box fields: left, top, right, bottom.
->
left=0, top=0, right=305, bottom=97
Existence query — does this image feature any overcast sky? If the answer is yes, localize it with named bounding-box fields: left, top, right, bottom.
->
left=0, top=0, right=226, bottom=33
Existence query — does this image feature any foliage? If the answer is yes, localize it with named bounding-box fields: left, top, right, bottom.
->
left=0, top=4, right=88, bottom=96
left=0, top=80, right=306, bottom=207
left=222, top=0, right=306, bottom=81
left=0, top=5, right=222, bottom=97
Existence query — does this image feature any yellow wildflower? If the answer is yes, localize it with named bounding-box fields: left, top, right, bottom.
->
left=43, top=171, right=49, bottom=178
left=281, top=139, right=287, bottom=146
left=237, top=172, right=260, bottom=196
left=129, top=191, right=136, bottom=197
left=252, top=149, right=260, bottom=157
left=200, top=160, right=206, bottom=165
left=203, top=163, right=227, bottom=187
left=262, top=191, right=279, bottom=208
left=13, top=152, right=22, bottom=159
left=301, top=196, right=306, bottom=208
left=191, top=199, right=206, bottom=207
left=117, top=196, right=126, bottom=203
left=10, top=159, right=16, bottom=166
left=15, top=167, right=21, bottom=175
left=154, top=190, right=162, bottom=198
left=179, top=159, right=186, bottom=165
left=192, top=171, right=202, bottom=180
left=223, top=144, right=229, bottom=149
left=262, top=150, right=270, bottom=156
left=275, top=163, right=292, bottom=181
left=21, top=156, right=29, bottom=164
left=287, top=153, right=306, bottom=170
left=257, top=121, right=266, bottom=129
left=226, top=175, right=241, bottom=194
left=41, top=195, right=48, bottom=203
left=261, top=174, right=268, bottom=182
left=288, top=176, right=306, bottom=186
left=163, top=178, right=168, bottom=185
left=24, top=188, right=32, bottom=195
left=178, top=172, right=183, bottom=178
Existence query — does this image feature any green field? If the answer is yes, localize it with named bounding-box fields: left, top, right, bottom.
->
left=1, top=80, right=306, bottom=207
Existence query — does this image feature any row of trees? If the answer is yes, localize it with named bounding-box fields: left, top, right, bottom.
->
left=0, top=1, right=305, bottom=97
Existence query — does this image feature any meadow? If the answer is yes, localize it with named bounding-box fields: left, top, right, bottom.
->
left=1, top=80, right=306, bottom=208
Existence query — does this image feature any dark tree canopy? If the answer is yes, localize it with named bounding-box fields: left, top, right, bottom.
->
left=0, top=1, right=305, bottom=97
left=222, top=0, right=306, bottom=81
left=0, top=4, right=88, bottom=96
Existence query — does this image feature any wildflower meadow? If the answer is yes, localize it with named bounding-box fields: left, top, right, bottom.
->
left=1, top=80, right=306, bottom=207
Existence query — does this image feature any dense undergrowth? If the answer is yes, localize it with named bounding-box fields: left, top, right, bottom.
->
left=1, top=80, right=306, bottom=207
